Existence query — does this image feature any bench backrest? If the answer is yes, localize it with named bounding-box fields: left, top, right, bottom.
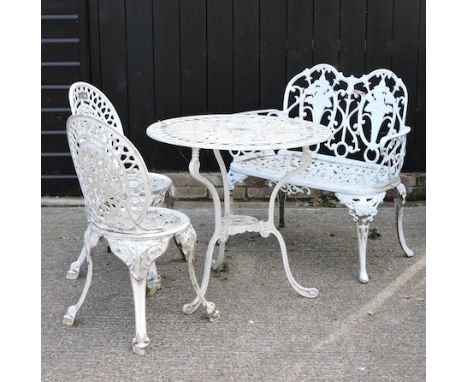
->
left=283, top=64, right=409, bottom=176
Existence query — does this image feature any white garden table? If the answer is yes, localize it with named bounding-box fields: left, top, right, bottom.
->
left=147, top=114, right=331, bottom=315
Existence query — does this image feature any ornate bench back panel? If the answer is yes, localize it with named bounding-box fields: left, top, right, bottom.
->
left=67, top=116, right=151, bottom=232
left=69, top=82, right=124, bottom=134
left=282, top=64, right=409, bottom=178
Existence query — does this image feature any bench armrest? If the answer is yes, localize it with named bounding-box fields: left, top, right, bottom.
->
left=236, top=108, right=285, bottom=117
left=379, top=126, right=411, bottom=146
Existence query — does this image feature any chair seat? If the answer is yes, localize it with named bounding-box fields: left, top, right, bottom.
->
left=93, top=207, right=190, bottom=239
left=149, top=173, right=172, bottom=193
left=230, top=151, right=401, bottom=195
left=148, top=173, right=172, bottom=206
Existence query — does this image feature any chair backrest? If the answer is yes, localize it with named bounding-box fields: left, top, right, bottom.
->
left=283, top=64, right=409, bottom=176
left=69, top=82, right=124, bottom=134
left=66, top=115, right=151, bottom=232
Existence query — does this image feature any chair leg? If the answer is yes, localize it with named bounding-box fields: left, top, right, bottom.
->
left=211, top=239, right=226, bottom=271
left=63, top=252, right=95, bottom=326
left=176, top=225, right=220, bottom=321
left=395, top=184, right=414, bottom=257
left=174, top=236, right=188, bottom=260
left=336, top=192, right=386, bottom=284
left=147, top=262, right=162, bottom=294
left=278, top=190, right=287, bottom=228
left=165, top=186, right=175, bottom=209
left=130, top=273, right=150, bottom=355
left=66, top=227, right=100, bottom=280
left=107, top=237, right=171, bottom=355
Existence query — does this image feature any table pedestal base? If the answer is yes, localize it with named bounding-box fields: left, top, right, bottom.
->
left=183, top=148, right=319, bottom=318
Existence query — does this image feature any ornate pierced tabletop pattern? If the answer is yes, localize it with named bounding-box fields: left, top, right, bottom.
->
left=147, top=114, right=331, bottom=151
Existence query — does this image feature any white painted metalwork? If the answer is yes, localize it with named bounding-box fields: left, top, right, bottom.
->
left=229, top=64, right=414, bottom=283
left=67, top=82, right=175, bottom=285
left=63, top=115, right=218, bottom=355
left=68, top=81, right=174, bottom=207
left=147, top=114, right=331, bottom=314
left=150, top=114, right=330, bottom=151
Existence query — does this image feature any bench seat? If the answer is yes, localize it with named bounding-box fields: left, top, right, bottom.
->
left=230, top=150, right=401, bottom=196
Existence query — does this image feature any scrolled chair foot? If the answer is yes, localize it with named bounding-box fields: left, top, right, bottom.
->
left=359, top=271, right=369, bottom=284
left=63, top=305, right=77, bottom=326
left=132, top=336, right=150, bottom=356
left=66, top=265, right=80, bottom=280
left=146, top=262, right=162, bottom=294
left=146, top=275, right=162, bottom=291
left=206, top=302, right=220, bottom=322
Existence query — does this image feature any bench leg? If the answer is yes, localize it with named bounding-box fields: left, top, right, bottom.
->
left=355, top=218, right=370, bottom=284
left=278, top=190, right=287, bottom=228
left=336, top=192, right=386, bottom=284
left=394, top=184, right=414, bottom=257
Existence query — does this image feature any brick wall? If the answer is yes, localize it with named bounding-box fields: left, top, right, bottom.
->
left=167, top=172, right=426, bottom=201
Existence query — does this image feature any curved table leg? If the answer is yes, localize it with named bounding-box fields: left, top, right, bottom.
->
left=211, top=150, right=231, bottom=270
left=183, top=148, right=223, bottom=316
left=270, top=227, right=318, bottom=298
left=263, top=147, right=318, bottom=299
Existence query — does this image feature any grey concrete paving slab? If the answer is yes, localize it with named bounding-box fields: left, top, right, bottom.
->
left=42, top=203, right=425, bottom=381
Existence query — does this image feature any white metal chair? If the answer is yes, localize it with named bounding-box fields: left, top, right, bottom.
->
left=67, top=82, right=176, bottom=287
left=228, top=64, right=414, bottom=283
left=63, top=115, right=219, bottom=355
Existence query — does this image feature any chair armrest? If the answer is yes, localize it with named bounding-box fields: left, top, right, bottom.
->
left=379, top=126, right=411, bottom=146
left=236, top=109, right=284, bottom=117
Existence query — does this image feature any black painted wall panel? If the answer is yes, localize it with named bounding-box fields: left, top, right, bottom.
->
left=42, top=0, right=426, bottom=195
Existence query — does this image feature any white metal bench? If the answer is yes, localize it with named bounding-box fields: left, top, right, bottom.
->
left=228, top=64, right=414, bottom=283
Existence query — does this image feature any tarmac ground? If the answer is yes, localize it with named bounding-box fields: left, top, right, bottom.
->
left=42, top=202, right=425, bottom=381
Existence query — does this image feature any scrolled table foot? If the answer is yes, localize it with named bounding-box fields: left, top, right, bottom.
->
left=182, top=299, right=219, bottom=322
left=297, top=287, right=319, bottom=299
left=271, top=228, right=319, bottom=299
left=182, top=299, right=201, bottom=315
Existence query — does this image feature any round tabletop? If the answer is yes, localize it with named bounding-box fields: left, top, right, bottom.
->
left=146, top=114, right=331, bottom=151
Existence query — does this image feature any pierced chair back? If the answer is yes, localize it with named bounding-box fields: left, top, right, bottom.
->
left=69, top=82, right=124, bottom=134
left=66, top=115, right=152, bottom=233
left=283, top=64, right=409, bottom=181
